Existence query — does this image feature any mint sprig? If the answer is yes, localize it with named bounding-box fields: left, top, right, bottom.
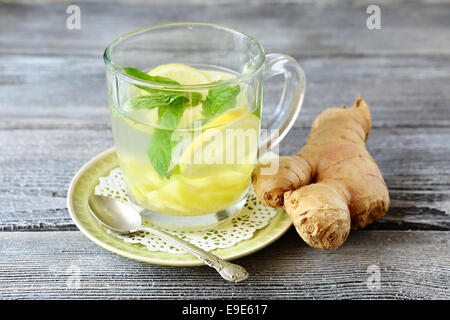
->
left=123, top=94, right=180, bottom=111
left=124, top=67, right=199, bottom=178
left=124, top=67, right=202, bottom=107
left=202, top=85, right=241, bottom=118
left=122, top=66, right=241, bottom=179
left=146, top=129, right=176, bottom=179
left=123, top=67, right=179, bottom=85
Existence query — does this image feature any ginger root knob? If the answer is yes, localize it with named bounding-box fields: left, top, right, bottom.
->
left=252, top=96, right=390, bottom=250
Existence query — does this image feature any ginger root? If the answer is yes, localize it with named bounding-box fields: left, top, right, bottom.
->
left=252, top=96, right=389, bottom=250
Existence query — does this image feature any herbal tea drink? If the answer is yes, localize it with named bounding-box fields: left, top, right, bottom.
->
left=104, top=23, right=305, bottom=230
left=112, top=64, right=260, bottom=218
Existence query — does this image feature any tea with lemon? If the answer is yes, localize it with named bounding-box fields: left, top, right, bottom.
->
left=111, top=64, right=260, bottom=216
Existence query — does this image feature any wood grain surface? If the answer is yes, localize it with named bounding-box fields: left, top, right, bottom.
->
left=1, top=230, right=448, bottom=299
left=0, top=0, right=449, bottom=299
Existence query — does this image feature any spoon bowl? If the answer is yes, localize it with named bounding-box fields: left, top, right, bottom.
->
left=88, top=195, right=142, bottom=233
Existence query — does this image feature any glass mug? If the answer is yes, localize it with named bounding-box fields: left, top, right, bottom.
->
left=104, top=23, right=305, bottom=231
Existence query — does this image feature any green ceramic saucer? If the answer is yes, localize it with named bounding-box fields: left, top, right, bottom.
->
left=67, top=148, right=292, bottom=266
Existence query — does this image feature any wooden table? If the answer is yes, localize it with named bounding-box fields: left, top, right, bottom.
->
left=0, top=0, right=448, bottom=300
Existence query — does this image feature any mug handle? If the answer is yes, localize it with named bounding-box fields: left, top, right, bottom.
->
left=258, top=53, right=306, bottom=155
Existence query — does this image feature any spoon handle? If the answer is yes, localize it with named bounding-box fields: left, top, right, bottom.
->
left=141, top=226, right=249, bottom=283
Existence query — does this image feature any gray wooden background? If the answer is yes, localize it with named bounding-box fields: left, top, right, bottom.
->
left=0, top=0, right=449, bottom=299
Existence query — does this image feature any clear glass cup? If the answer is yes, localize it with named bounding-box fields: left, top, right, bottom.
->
left=104, top=23, right=305, bottom=231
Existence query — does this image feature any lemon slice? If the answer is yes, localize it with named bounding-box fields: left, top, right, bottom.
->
left=179, top=110, right=259, bottom=177
left=203, top=70, right=236, bottom=82
left=205, top=107, right=249, bottom=128
left=149, top=64, right=210, bottom=85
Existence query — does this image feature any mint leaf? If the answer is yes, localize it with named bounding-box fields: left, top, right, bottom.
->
left=123, top=66, right=201, bottom=100
left=126, top=91, right=202, bottom=111
left=157, top=97, right=186, bottom=129
left=146, top=129, right=176, bottom=179
left=123, top=67, right=179, bottom=85
left=123, top=67, right=181, bottom=96
left=202, top=85, right=240, bottom=118
left=139, top=89, right=202, bottom=105
left=149, top=96, right=198, bottom=178
left=124, top=94, right=181, bottom=111
left=123, top=67, right=203, bottom=111
left=185, top=91, right=203, bottom=107
left=146, top=98, right=186, bottom=178
left=165, top=164, right=180, bottom=179
left=252, top=104, right=261, bottom=119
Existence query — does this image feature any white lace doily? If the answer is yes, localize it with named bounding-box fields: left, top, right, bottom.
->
left=94, top=168, right=278, bottom=254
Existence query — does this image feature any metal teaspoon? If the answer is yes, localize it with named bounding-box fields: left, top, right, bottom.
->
left=88, top=195, right=249, bottom=283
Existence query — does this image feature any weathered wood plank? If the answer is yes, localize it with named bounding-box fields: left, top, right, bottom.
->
left=0, top=126, right=449, bottom=231
left=1, top=54, right=449, bottom=128
left=0, top=230, right=448, bottom=299
left=1, top=1, right=450, bottom=57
